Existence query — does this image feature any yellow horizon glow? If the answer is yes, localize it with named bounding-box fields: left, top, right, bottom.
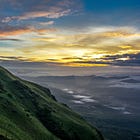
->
left=1, top=26, right=140, bottom=67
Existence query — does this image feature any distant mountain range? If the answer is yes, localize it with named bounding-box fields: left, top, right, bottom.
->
left=21, top=73, right=140, bottom=140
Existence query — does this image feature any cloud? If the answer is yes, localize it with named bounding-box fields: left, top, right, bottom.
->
left=39, top=21, right=54, bottom=26
left=1, top=0, right=81, bottom=22
left=0, top=56, right=63, bottom=67
left=100, top=30, right=140, bottom=38
left=0, top=26, right=31, bottom=37
left=10, top=9, right=71, bottom=21
left=9, top=26, right=137, bottom=65
left=0, top=38, right=22, bottom=41
left=0, top=56, right=23, bottom=59
left=1, top=53, right=140, bottom=67
left=0, top=56, right=28, bottom=62
left=71, top=53, right=140, bottom=66
left=103, top=53, right=140, bottom=66
left=0, top=23, right=56, bottom=37
left=0, top=24, right=140, bottom=67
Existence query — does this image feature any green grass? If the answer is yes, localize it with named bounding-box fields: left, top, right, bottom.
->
left=0, top=66, right=103, bottom=140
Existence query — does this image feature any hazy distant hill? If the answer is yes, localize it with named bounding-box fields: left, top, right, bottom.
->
left=0, top=66, right=103, bottom=140
left=22, top=74, right=140, bottom=140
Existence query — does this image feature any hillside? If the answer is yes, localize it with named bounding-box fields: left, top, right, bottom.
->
left=0, top=66, right=103, bottom=140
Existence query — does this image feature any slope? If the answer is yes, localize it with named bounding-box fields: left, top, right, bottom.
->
left=0, top=66, right=103, bottom=140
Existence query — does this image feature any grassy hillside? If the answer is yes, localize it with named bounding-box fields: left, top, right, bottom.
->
left=0, top=66, right=103, bottom=140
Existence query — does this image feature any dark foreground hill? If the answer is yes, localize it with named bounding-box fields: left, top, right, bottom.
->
left=0, top=66, right=103, bottom=140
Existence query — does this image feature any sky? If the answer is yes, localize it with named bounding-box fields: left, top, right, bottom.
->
left=0, top=0, right=140, bottom=67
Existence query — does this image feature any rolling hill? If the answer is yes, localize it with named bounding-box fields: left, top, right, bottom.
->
left=0, top=66, right=103, bottom=140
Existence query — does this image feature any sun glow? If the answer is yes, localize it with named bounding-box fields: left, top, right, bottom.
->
left=1, top=25, right=140, bottom=67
